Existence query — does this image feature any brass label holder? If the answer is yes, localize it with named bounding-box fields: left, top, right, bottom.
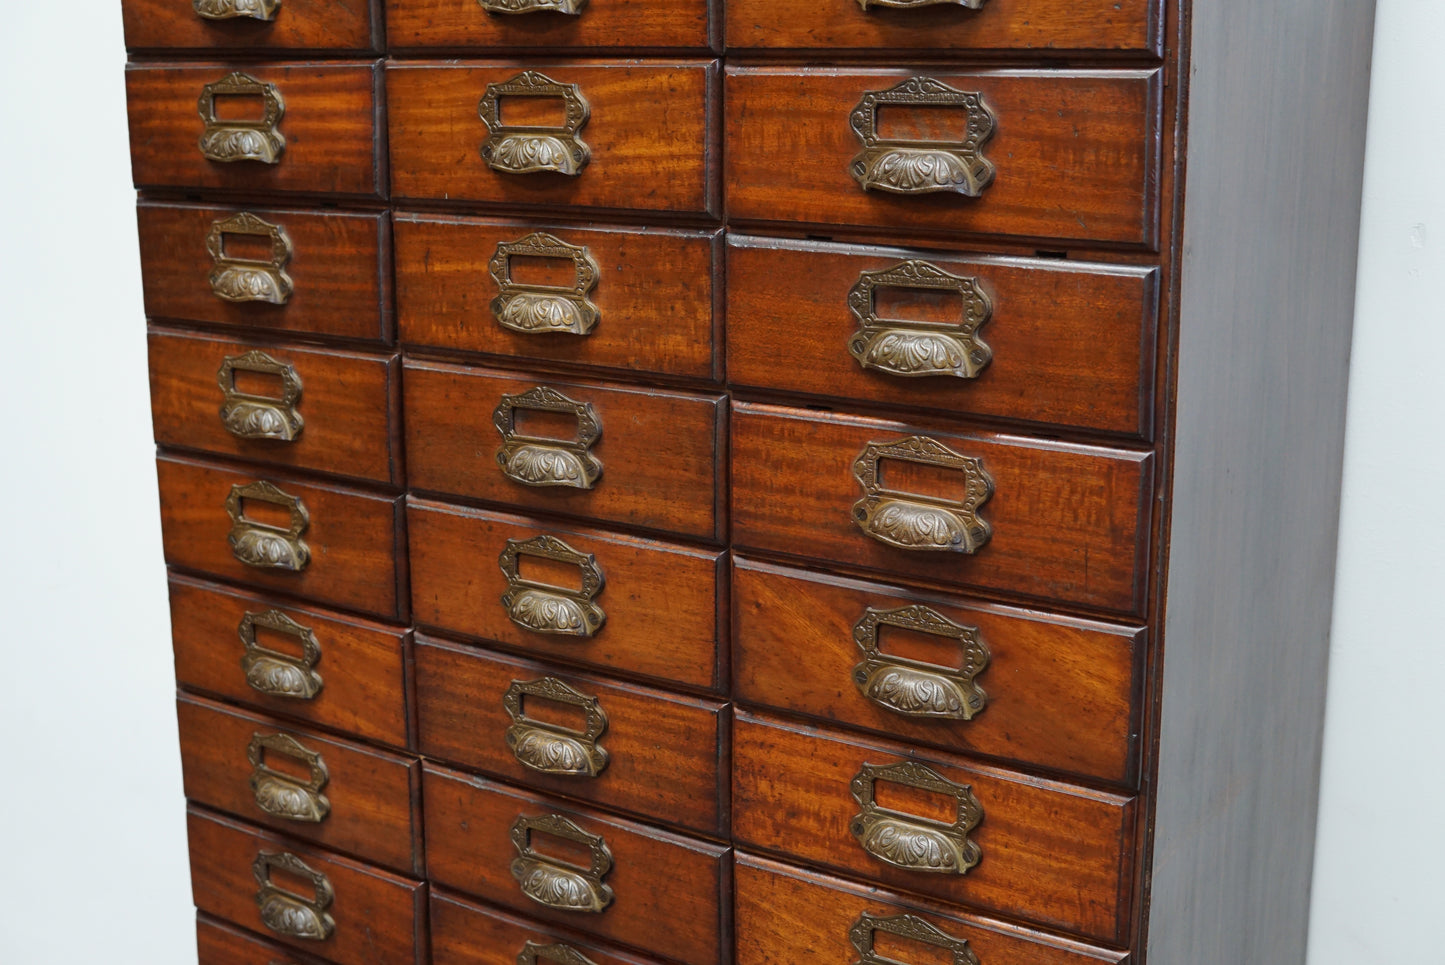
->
left=849, top=912, right=982, bottom=965
left=518, top=941, right=600, bottom=965
left=239, top=608, right=323, bottom=700
left=481, top=0, right=587, bottom=16
left=217, top=350, right=304, bottom=442
left=194, top=0, right=281, bottom=20
left=253, top=851, right=335, bottom=941
left=490, top=232, right=602, bottom=336
left=226, top=480, right=311, bottom=571
left=852, top=605, right=989, bottom=721
left=206, top=212, right=294, bottom=305
left=849, top=761, right=983, bottom=875
left=494, top=386, right=603, bottom=490
left=851, top=436, right=993, bottom=553
left=480, top=71, right=591, bottom=176
left=505, top=676, right=610, bottom=777
left=198, top=72, right=286, bottom=164
left=510, top=814, right=615, bottom=913
left=848, top=261, right=993, bottom=379
left=849, top=77, right=995, bottom=196
left=499, top=535, right=606, bottom=638
left=248, top=732, right=331, bottom=823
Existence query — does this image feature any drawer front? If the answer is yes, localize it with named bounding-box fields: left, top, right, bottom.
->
left=138, top=202, right=391, bottom=344
left=149, top=329, right=401, bottom=485
left=178, top=695, right=421, bottom=874
left=169, top=576, right=410, bottom=748
left=732, top=711, right=1135, bottom=943
left=726, top=236, right=1157, bottom=437
left=387, top=0, right=710, bottom=51
left=733, top=558, right=1143, bottom=785
left=408, top=500, right=724, bottom=692
left=725, top=68, right=1160, bottom=247
left=197, top=914, right=336, bottom=965
left=423, top=765, right=730, bottom=965
left=405, top=362, right=725, bottom=541
left=122, top=0, right=379, bottom=51
left=388, top=62, right=719, bottom=216
left=735, top=855, right=1128, bottom=965
left=433, top=889, right=671, bottom=965
left=126, top=63, right=383, bottom=197
left=416, top=635, right=728, bottom=835
left=187, top=807, right=425, bottom=965
left=156, top=455, right=406, bottom=620
left=396, top=215, right=721, bottom=381
left=731, top=403, right=1152, bottom=614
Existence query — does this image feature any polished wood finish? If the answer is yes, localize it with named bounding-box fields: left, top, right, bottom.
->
left=432, top=890, right=670, bottom=965
left=386, top=0, right=711, bottom=51
left=122, top=0, right=380, bottom=51
left=197, top=914, right=337, bottom=965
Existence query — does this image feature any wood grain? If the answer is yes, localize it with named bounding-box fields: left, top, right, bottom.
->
left=197, top=914, right=337, bottom=965
left=122, top=0, right=379, bottom=51
left=386, top=0, right=710, bottom=51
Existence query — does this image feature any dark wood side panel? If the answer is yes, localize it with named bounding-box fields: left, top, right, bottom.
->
left=432, top=889, right=671, bottom=965
left=386, top=0, right=710, bottom=50
left=122, top=0, right=379, bottom=51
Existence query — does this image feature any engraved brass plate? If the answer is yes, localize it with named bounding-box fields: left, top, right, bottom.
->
left=518, top=941, right=600, bottom=965
left=510, top=814, right=615, bottom=913
left=253, top=851, right=335, bottom=941
left=239, top=608, right=323, bottom=700
left=218, top=350, right=304, bottom=442
left=848, top=261, right=993, bottom=379
left=249, top=732, right=331, bottom=823
left=206, top=212, right=294, bottom=305
left=849, top=77, right=996, bottom=196
left=850, top=761, right=983, bottom=875
left=490, top=232, right=601, bottom=336
left=494, top=386, right=603, bottom=490
left=505, top=677, right=609, bottom=777
left=481, top=0, right=586, bottom=15
left=849, top=913, right=981, bottom=965
left=194, top=0, right=281, bottom=20
left=198, top=72, right=286, bottom=164
left=851, top=436, right=993, bottom=553
left=852, top=605, right=989, bottom=720
left=480, top=72, right=591, bottom=176
left=226, top=480, right=311, bottom=571
left=499, top=535, right=606, bottom=638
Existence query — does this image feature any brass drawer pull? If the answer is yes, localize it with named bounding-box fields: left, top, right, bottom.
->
left=194, top=0, right=280, bottom=20
left=198, top=72, right=285, bottom=165
left=206, top=212, right=294, bottom=305
left=857, top=0, right=984, bottom=9
left=518, top=941, right=599, bottom=965
left=253, top=851, right=335, bottom=941
left=850, top=913, right=981, bottom=965
left=853, top=606, right=989, bottom=721
left=500, top=535, right=606, bottom=638
left=494, top=386, right=603, bottom=490
left=218, top=351, right=304, bottom=442
left=851, top=437, right=993, bottom=553
left=227, top=480, right=311, bottom=571
left=850, top=761, right=983, bottom=875
left=505, top=677, right=610, bottom=777
left=240, top=608, right=323, bottom=700
left=479, top=71, right=591, bottom=176
left=849, top=77, right=996, bottom=197
left=490, top=232, right=601, bottom=336
left=481, top=0, right=586, bottom=15
left=848, top=261, right=992, bottom=379
left=510, top=814, right=615, bottom=913
left=248, top=732, right=331, bottom=823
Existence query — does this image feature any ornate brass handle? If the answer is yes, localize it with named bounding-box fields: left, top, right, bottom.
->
left=852, top=606, right=989, bottom=721
left=851, top=436, right=993, bottom=553
left=227, top=481, right=311, bottom=571
left=850, top=761, right=983, bottom=875
left=207, top=212, right=294, bottom=305
left=518, top=942, right=599, bottom=965
left=494, top=386, right=603, bottom=490
left=479, top=72, right=591, bottom=176
left=505, top=677, right=609, bottom=777
left=849, top=913, right=981, bottom=965
left=239, top=608, right=323, bottom=700
left=248, top=732, right=331, bottom=823
left=490, top=232, right=601, bottom=336
left=194, top=0, right=281, bottom=20
left=198, top=72, right=286, bottom=165
left=217, top=351, right=304, bottom=442
left=848, top=261, right=992, bottom=379
left=856, top=0, right=984, bottom=9
left=510, top=814, right=614, bottom=913
left=253, top=851, right=335, bottom=941
left=499, top=536, right=606, bottom=638
left=481, top=0, right=586, bottom=15
left=849, top=77, right=995, bottom=197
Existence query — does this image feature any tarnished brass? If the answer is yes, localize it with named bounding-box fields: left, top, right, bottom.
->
left=239, top=608, right=323, bottom=700
left=851, top=436, right=993, bottom=553
left=505, top=677, right=609, bottom=777
left=480, top=72, right=591, bottom=176
left=849, top=761, right=983, bottom=875
left=509, top=814, right=614, bottom=913
left=217, top=350, right=304, bottom=442
left=853, top=606, right=989, bottom=720
left=253, top=851, right=335, bottom=941
left=849, top=913, right=982, bottom=965
left=481, top=0, right=586, bottom=15
left=206, top=212, right=294, bottom=305
left=499, top=535, right=606, bottom=638
left=194, top=0, right=281, bottom=20
left=226, top=480, right=311, bottom=571
left=848, top=261, right=993, bottom=379
left=856, top=0, right=983, bottom=9
left=494, top=386, right=603, bottom=490
left=518, top=942, right=600, bottom=965
left=248, top=732, right=331, bottom=823
left=489, top=232, right=601, bottom=336
left=198, top=72, right=285, bottom=164
left=849, top=77, right=996, bottom=196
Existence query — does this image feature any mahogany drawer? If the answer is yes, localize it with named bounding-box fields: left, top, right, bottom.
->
left=187, top=806, right=425, bottom=965
left=197, top=914, right=337, bottom=965
left=178, top=695, right=422, bottom=875
left=415, top=635, right=728, bottom=835
left=137, top=201, right=391, bottom=344
left=123, top=0, right=380, bottom=52
left=732, top=558, right=1143, bottom=785
left=156, top=454, right=407, bottom=620
left=726, top=235, right=1158, bottom=438
left=126, top=62, right=384, bottom=198
left=433, top=889, right=672, bottom=965
left=387, top=0, right=711, bottom=51
left=732, top=711, right=1136, bottom=943
left=387, top=61, right=719, bottom=216
left=405, top=362, right=725, bottom=541
left=731, top=403, right=1152, bottom=614
left=396, top=214, right=721, bottom=381
left=735, top=855, right=1128, bottom=965
left=725, top=68, right=1160, bottom=247
left=149, top=328, right=401, bottom=485
left=423, top=765, right=730, bottom=965
left=408, top=500, right=724, bottom=693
